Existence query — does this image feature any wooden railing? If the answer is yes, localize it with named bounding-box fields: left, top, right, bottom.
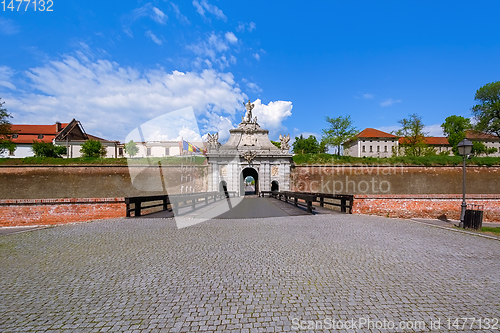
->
left=260, top=191, right=353, bottom=214
left=125, top=191, right=238, bottom=217
left=260, top=191, right=316, bottom=214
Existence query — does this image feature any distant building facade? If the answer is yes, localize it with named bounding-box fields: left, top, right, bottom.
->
left=343, top=128, right=500, bottom=157
left=4, top=119, right=121, bottom=158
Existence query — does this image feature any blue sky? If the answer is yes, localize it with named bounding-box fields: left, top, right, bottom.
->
left=1, top=1, right=500, bottom=143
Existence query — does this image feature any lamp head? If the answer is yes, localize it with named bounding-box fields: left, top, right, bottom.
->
left=457, top=139, right=473, bottom=156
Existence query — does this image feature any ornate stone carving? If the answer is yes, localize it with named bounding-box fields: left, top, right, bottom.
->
left=243, top=100, right=255, bottom=123
left=219, top=165, right=227, bottom=177
left=241, top=150, right=257, bottom=163
left=207, top=132, right=221, bottom=150
left=279, top=133, right=290, bottom=151
left=271, top=165, right=279, bottom=177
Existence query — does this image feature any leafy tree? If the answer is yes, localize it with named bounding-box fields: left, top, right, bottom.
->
left=32, top=141, right=67, bottom=158
left=471, top=141, right=487, bottom=156
left=441, top=115, right=472, bottom=155
left=80, top=139, right=107, bottom=158
left=486, top=147, right=498, bottom=156
left=471, top=81, right=500, bottom=138
left=270, top=140, right=281, bottom=149
left=124, top=140, right=139, bottom=157
left=292, top=134, right=321, bottom=154
left=393, top=113, right=435, bottom=156
left=321, top=115, right=358, bottom=155
left=0, top=98, right=15, bottom=156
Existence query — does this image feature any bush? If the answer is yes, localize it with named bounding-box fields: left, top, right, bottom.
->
left=80, top=139, right=107, bottom=158
left=31, top=141, right=67, bottom=158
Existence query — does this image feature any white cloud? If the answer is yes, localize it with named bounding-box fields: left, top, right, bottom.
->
left=123, top=3, right=167, bottom=36
left=188, top=32, right=238, bottom=70
left=376, top=125, right=399, bottom=134
left=362, top=93, right=374, bottom=99
left=146, top=30, right=163, bottom=45
left=200, top=113, right=235, bottom=142
left=0, top=18, right=20, bottom=35
left=253, top=53, right=260, bottom=61
left=0, top=66, right=16, bottom=90
left=236, top=22, right=256, bottom=32
left=424, top=124, right=445, bottom=137
left=246, top=82, right=262, bottom=93
left=170, top=2, right=190, bottom=24
left=251, top=99, right=292, bottom=135
left=6, top=55, right=247, bottom=141
left=192, top=0, right=226, bottom=21
left=380, top=98, right=401, bottom=107
left=225, top=32, right=238, bottom=44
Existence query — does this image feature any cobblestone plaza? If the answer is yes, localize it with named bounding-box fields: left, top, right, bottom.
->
left=1, top=213, right=500, bottom=332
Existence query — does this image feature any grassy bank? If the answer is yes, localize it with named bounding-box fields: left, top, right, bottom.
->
left=292, top=154, right=500, bottom=166
left=0, top=156, right=207, bottom=166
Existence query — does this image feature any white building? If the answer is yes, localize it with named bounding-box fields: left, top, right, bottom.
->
left=4, top=119, right=122, bottom=158
left=343, top=128, right=398, bottom=158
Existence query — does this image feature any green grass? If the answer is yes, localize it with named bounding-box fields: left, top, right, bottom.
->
left=481, top=227, right=500, bottom=234
left=292, top=153, right=500, bottom=166
left=0, top=155, right=208, bottom=166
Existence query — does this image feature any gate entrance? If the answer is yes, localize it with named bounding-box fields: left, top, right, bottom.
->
left=241, top=167, right=258, bottom=195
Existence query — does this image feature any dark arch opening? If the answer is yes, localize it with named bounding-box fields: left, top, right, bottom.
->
left=271, top=180, right=279, bottom=192
left=240, top=167, right=258, bottom=196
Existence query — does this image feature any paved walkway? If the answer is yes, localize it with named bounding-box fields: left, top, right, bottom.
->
left=1, top=214, right=499, bottom=332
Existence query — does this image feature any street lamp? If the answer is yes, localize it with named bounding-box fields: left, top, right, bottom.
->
left=457, top=139, right=473, bottom=227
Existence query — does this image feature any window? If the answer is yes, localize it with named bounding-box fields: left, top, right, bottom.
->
left=377, top=146, right=380, bottom=152
left=384, top=146, right=387, bottom=152
left=369, top=146, right=373, bottom=152
left=118, top=148, right=123, bottom=156
left=146, top=147, right=152, bottom=156
left=165, top=147, right=170, bottom=156
left=38, top=134, right=44, bottom=139
left=12, top=134, right=18, bottom=139
left=362, top=146, right=366, bottom=152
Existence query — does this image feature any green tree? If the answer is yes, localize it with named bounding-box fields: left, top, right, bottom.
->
left=270, top=140, right=281, bottom=149
left=471, top=141, right=487, bottom=156
left=486, top=147, right=498, bottom=156
left=0, top=98, right=15, bottom=156
left=80, top=139, right=107, bottom=158
left=292, top=134, right=320, bottom=154
left=321, top=115, right=358, bottom=155
left=32, top=141, right=67, bottom=158
left=441, top=115, right=472, bottom=155
left=471, top=81, right=500, bottom=138
left=393, top=113, right=435, bottom=156
left=124, top=140, right=139, bottom=157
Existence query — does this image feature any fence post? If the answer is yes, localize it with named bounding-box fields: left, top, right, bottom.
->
left=134, top=202, right=141, bottom=217
left=341, top=198, right=346, bottom=213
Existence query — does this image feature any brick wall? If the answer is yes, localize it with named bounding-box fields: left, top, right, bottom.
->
left=0, top=198, right=126, bottom=227
left=353, top=194, right=500, bottom=222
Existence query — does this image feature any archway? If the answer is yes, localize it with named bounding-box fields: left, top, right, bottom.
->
left=219, top=180, right=228, bottom=194
left=271, top=180, right=279, bottom=192
left=240, top=167, right=258, bottom=196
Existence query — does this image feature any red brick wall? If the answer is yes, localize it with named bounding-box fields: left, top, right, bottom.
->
left=0, top=198, right=126, bottom=227
left=353, top=194, right=500, bottom=222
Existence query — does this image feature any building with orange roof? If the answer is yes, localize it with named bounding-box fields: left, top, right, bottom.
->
left=4, top=119, right=123, bottom=158
left=343, top=128, right=398, bottom=157
left=344, top=128, right=500, bottom=157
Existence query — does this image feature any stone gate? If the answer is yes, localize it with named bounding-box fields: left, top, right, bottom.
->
left=206, top=101, right=293, bottom=195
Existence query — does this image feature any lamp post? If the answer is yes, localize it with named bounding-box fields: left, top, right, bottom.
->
left=457, top=139, right=473, bottom=227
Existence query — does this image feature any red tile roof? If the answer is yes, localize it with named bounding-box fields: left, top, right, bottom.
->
left=465, top=130, right=498, bottom=140
left=398, top=137, right=449, bottom=145
left=357, top=128, right=396, bottom=138
left=11, top=123, right=68, bottom=144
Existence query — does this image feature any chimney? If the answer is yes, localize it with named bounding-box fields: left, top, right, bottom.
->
left=55, top=121, right=62, bottom=132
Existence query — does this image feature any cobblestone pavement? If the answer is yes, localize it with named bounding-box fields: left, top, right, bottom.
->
left=1, top=215, right=499, bottom=332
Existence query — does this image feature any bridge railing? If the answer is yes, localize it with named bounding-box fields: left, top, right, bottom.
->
left=260, top=190, right=316, bottom=214
left=260, top=191, right=353, bottom=214
left=125, top=191, right=238, bottom=217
